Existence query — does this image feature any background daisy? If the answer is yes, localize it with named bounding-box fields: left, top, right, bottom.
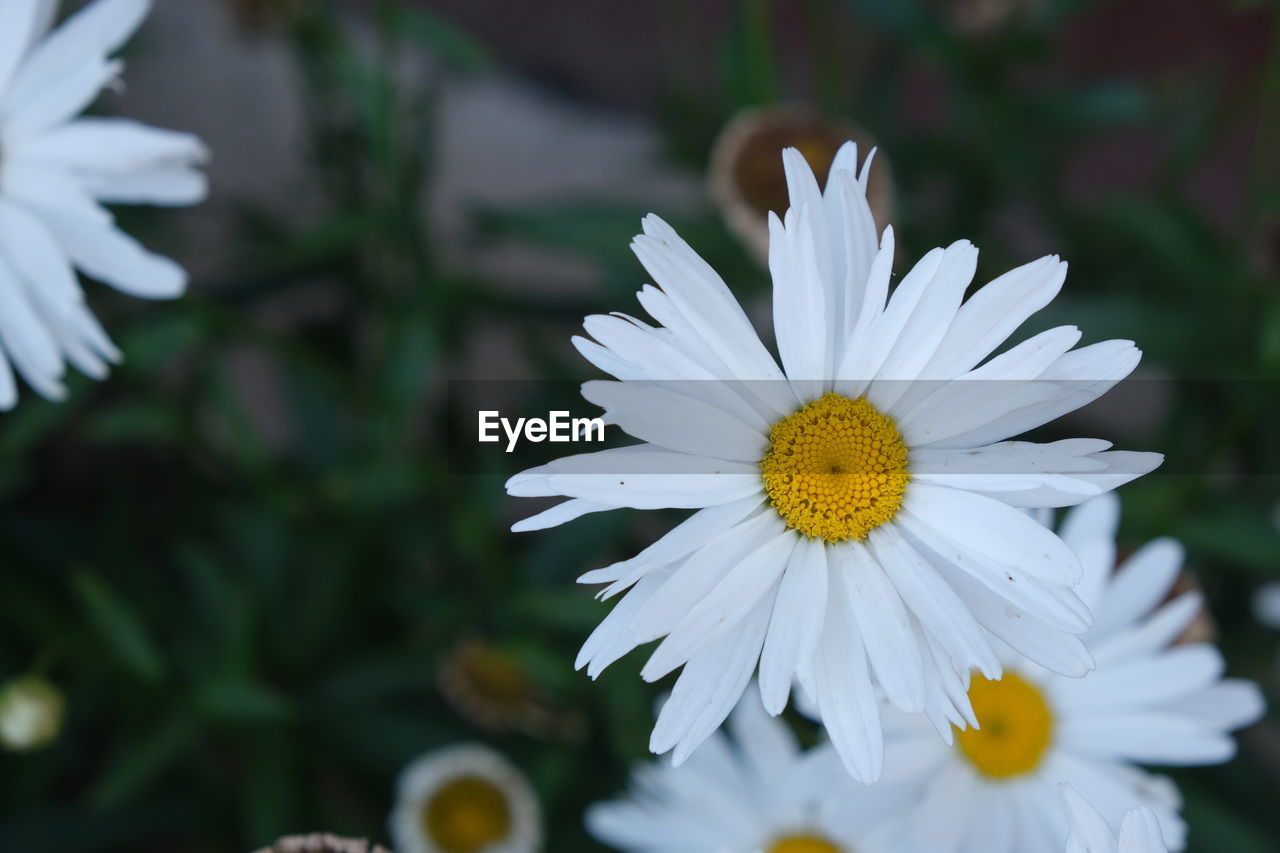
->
left=882, top=494, right=1264, bottom=853
left=588, top=688, right=907, bottom=853
left=509, top=141, right=1160, bottom=781
left=390, top=744, right=542, bottom=853
left=0, top=0, right=207, bottom=408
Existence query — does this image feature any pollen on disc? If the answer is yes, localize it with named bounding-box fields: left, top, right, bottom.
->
left=760, top=392, right=910, bottom=543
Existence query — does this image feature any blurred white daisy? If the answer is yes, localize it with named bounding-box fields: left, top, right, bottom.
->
left=390, top=743, right=542, bottom=853
left=0, top=674, right=64, bottom=752
left=1060, top=784, right=1168, bottom=853
left=881, top=494, right=1264, bottom=853
left=588, top=689, right=907, bottom=853
left=0, top=0, right=208, bottom=408
left=507, top=142, right=1161, bottom=781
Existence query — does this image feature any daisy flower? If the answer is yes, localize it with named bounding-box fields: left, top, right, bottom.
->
left=881, top=494, right=1264, bottom=853
left=506, top=142, right=1161, bottom=781
left=390, top=743, right=542, bottom=853
left=1060, top=784, right=1168, bottom=853
left=0, top=0, right=208, bottom=408
left=587, top=688, right=908, bottom=853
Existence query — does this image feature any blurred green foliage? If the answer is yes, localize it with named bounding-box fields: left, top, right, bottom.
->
left=1, top=0, right=1279, bottom=851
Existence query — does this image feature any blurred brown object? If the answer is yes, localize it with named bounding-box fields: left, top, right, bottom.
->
left=252, top=834, right=390, bottom=853
left=439, top=636, right=585, bottom=740
left=708, top=107, right=894, bottom=265
left=1169, top=571, right=1217, bottom=645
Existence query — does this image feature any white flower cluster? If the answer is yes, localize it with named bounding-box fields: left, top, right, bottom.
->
left=508, top=143, right=1266, bottom=851
left=0, top=4, right=1263, bottom=850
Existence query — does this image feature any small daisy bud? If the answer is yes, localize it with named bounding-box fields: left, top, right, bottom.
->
left=0, top=676, right=65, bottom=753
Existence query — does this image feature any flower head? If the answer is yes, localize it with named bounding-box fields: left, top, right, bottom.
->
left=0, top=0, right=208, bottom=408
left=0, top=674, right=64, bottom=752
left=587, top=689, right=906, bottom=853
left=508, top=142, right=1162, bottom=782
left=882, top=494, right=1264, bottom=853
left=390, top=744, right=541, bottom=853
left=438, top=637, right=582, bottom=739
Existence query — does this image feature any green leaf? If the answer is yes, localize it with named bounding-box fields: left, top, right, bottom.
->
left=73, top=572, right=165, bottom=683
left=395, top=8, right=493, bottom=71
left=194, top=682, right=293, bottom=726
left=80, top=403, right=183, bottom=445
left=88, top=716, right=196, bottom=808
left=1179, top=504, right=1280, bottom=578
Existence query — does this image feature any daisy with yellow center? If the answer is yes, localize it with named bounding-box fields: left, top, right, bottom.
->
left=508, top=142, right=1163, bottom=782
left=588, top=689, right=906, bottom=853
left=876, top=495, right=1264, bottom=853
left=389, top=744, right=541, bottom=853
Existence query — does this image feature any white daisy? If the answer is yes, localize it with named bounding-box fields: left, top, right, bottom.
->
left=881, top=493, right=1264, bottom=853
left=0, top=0, right=208, bottom=408
left=1060, top=784, right=1168, bottom=853
left=390, top=743, right=542, bottom=853
left=587, top=689, right=908, bottom=853
left=506, top=142, right=1161, bottom=781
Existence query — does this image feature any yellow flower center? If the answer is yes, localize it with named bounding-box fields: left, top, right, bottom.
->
left=955, top=672, right=1055, bottom=780
left=422, top=775, right=512, bottom=853
left=760, top=392, right=910, bottom=542
left=767, top=836, right=845, bottom=853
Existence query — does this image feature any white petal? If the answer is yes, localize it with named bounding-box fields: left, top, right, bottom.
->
left=581, top=380, right=767, bottom=462
left=811, top=569, right=883, bottom=783
left=920, top=254, right=1067, bottom=378
left=769, top=205, right=829, bottom=396
left=18, top=117, right=207, bottom=173
left=510, top=498, right=612, bottom=532
left=0, top=254, right=65, bottom=400
left=629, top=510, right=779, bottom=644
left=1060, top=784, right=1120, bottom=853
left=42, top=214, right=186, bottom=298
left=641, top=525, right=794, bottom=681
left=757, top=536, right=827, bottom=715
left=84, top=167, right=209, bottom=206
left=836, top=541, right=927, bottom=713
left=867, top=524, right=1000, bottom=679
left=579, top=495, right=764, bottom=590
left=5, top=0, right=149, bottom=112
left=0, top=0, right=43, bottom=98
left=651, top=597, right=771, bottom=765
left=576, top=574, right=662, bottom=679
left=902, top=483, right=1084, bottom=586
left=1090, top=538, right=1183, bottom=640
